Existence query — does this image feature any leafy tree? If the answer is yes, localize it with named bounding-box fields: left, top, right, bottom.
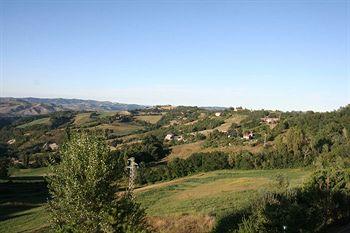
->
left=48, top=131, right=149, bottom=233
left=122, top=135, right=169, bottom=163
left=50, top=111, right=74, bottom=129
left=0, top=158, right=9, bottom=179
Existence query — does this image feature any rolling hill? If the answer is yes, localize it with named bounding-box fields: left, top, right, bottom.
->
left=0, top=97, right=147, bottom=116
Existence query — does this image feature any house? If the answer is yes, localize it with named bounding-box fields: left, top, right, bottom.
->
left=243, top=132, right=254, bottom=140
left=7, top=139, right=16, bottom=145
left=49, top=143, right=59, bottom=151
left=261, top=117, right=279, bottom=124
left=164, top=133, right=175, bottom=141
left=174, top=135, right=184, bottom=141
left=157, top=105, right=176, bottom=110
left=215, top=112, right=222, bottom=117
left=43, top=142, right=59, bottom=151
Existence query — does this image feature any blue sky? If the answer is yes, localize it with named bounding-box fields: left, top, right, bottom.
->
left=1, top=0, right=349, bottom=111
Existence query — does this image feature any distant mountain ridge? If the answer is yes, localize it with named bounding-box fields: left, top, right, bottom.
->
left=0, top=97, right=147, bottom=116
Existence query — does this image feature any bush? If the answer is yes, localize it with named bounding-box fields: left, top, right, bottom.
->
left=138, top=152, right=230, bottom=184
left=227, top=167, right=350, bottom=233
left=121, top=135, right=170, bottom=163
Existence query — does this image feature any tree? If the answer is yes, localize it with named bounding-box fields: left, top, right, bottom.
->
left=0, top=158, right=9, bottom=179
left=123, top=135, right=169, bottom=163
left=48, top=131, right=149, bottom=233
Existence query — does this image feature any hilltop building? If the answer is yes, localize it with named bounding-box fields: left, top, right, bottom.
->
left=261, top=116, right=279, bottom=124
left=7, top=139, right=16, bottom=145
left=164, top=133, right=175, bottom=141
left=243, top=132, right=254, bottom=140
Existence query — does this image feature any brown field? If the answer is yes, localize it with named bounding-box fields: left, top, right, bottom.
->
left=95, top=123, right=143, bottom=134
left=148, top=215, right=215, bottom=233
left=135, top=115, right=163, bottom=124
left=166, top=141, right=204, bottom=160
left=166, top=141, right=264, bottom=160
left=73, top=113, right=92, bottom=125
left=216, top=114, right=247, bottom=132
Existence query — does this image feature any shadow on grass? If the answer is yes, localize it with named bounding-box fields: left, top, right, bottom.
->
left=0, top=177, right=49, bottom=221
left=211, top=209, right=250, bottom=233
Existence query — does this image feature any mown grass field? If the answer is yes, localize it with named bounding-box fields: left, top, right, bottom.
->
left=0, top=168, right=310, bottom=233
left=136, top=168, right=310, bottom=216
left=10, top=167, right=50, bottom=177
left=16, top=118, right=51, bottom=129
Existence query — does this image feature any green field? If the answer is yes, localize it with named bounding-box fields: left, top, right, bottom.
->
left=0, top=168, right=310, bottom=233
left=10, top=167, right=50, bottom=177
left=136, top=168, right=310, bottom=216
left=0, top=176, right=49, bottom=233
left=16, top=118, right=51, bottom=129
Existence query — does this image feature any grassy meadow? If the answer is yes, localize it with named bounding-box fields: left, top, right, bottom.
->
left=0, top=168, right=310, bottom=233
left=136, top=168, right=310, bottom=216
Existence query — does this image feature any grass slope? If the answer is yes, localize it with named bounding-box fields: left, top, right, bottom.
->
left=136, top=168, right=310, bottom=216
left=0, top=168, right=310, bottom=233
left=16, top=118, right=51, bottom=129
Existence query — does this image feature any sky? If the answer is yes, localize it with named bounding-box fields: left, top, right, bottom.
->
left=1, top=0, right=349, bottom=111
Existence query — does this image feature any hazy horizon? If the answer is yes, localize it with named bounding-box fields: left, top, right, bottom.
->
left=1, top=1, right=349, bottom=111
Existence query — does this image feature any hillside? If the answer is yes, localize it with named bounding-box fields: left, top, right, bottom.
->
left=0, top=104, right=349, bottom=233
left=0, top=97, right=147, bottom=116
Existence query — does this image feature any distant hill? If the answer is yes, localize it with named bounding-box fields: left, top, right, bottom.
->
left=0, top=97, right=147, bottom=116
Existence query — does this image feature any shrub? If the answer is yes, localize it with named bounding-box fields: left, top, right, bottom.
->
left=229, top=167, right=350, bottom=233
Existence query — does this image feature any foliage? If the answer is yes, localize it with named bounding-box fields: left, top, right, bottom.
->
left=50, top=111, right=74, bottom=129
left=47, top=131, right=149, bottom=233
left=137, top=151, right=229, bottom=184
left=120, top=135, right=170, bottom=163
left=222, top=167, right=350, bottom=233
left=0, top=157, right=10, bottom=179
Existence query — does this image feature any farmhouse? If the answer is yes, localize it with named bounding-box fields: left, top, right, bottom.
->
left=174, top=135, right=184, bottom=141
left=43, top=142, right=59, bottom=151
left=214, top=112, right=222, bottom=117
left=243, top=132, right=254, bottom=140
left=164, top=133, right=175, bottom=141
left=7, top=139, right=16, bottom=145
left=261, top=116, right=279, bottom=124
left=49, top=143, right=59, bottom=151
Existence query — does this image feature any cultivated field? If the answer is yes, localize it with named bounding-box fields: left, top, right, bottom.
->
left=135, top=115, right=163, bottom=124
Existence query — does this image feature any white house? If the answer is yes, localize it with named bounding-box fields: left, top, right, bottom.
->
left=215, top=112, right=221, bottom=117
left=243, top=132, right=254, bottom=140
left=174, top=135, right=184, bottom=141
left=261, top=117, right=279, bottom=124
left=49, top=143, right=59, bottom=151
left=7, top=139, right=16, bottom=145
left=164, top=133, right=174, bottom=141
